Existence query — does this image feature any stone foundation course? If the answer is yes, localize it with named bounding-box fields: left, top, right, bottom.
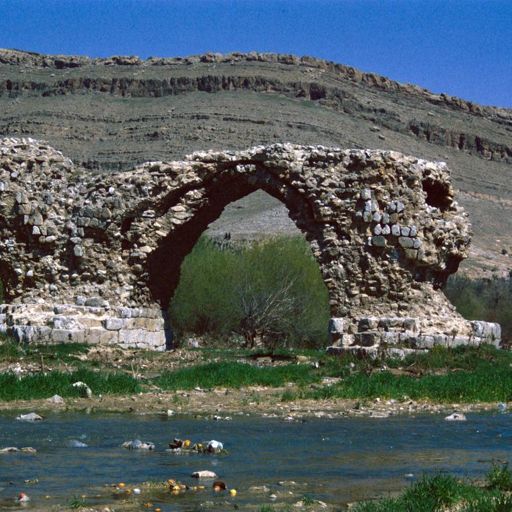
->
left=0, top=137, right=501, bottom=352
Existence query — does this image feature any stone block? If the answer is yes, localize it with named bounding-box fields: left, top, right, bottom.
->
left=471, top=321, right=501, bottom=341
left=391, top=224, right=401, bottom=236
left=51, top=316, right=82, bottom=330
left=381, top=331, right=400, bottom=344
left=125, top=317, right=163, bottom=331
left=118, top=329, right=144, bottom=345
left=118, top=329, right=165, bottom=349
left=117, top=307, right=133, bottom=318
left=358, top=317, right=378, bottom=330
left=84, top=297, right=109, bottom=308
left=414, top=336, right=436, bottom=349
left=363, top=211, right=372, bottom=222
left=360, top=188, right=371, bottom=200
left=328, top=317, right=345, bottom=334
left=103, top=318, right=125, bottom=331
left=84, top=328, right=118, bottom=345
left=404, top=248, right=418, bottom=259
left=354, top=331, right=380, bottom=347
left=447, top=336, right=471, bottom=348
left=140, top=308, right=162, bottom=319
left=398, top=236, right=414, bottom=248
left=372, top=235, right=386, bottom=247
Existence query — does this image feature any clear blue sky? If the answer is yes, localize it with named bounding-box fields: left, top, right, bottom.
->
left=0, top=0, right=510, bottom=107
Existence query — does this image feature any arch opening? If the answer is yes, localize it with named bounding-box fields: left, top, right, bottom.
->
left=145, top=170, right=331, bottom=312
left=166, top=190, right=331, bottom=349
left=422, top=177, right=452, bottom=210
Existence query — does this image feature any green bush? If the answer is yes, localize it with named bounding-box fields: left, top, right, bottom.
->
left=169, top=236, right=330, bottom=348
left=444, top=275, right=512, bottom=342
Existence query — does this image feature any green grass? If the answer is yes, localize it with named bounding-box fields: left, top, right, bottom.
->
left=487, top=463, right=512, bottom=492
left=0, top=368, right=140, bottom=401
left=155, top=361, right=317, bottom=390
left=286, top=344, right=512, bottom=403
left=68, top=495, right=87, bottom=509
left=1, top=340, right=512, bottom=403
left=0, top=337, right=90, bottom=363
left=387, top=343, right=511, bottom=372
left=0, top=335, right=24, bottom=359
left=299, top=365, right=512, bottom=403
left=353, top=471, right=512, bottom=512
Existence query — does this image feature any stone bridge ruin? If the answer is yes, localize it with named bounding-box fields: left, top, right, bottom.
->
left=0, top=138, right=501, bottom=354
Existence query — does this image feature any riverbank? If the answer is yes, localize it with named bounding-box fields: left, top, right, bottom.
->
left=0, top=385, right=502, bottom=419
left=0, top=340, right=510, bottom=419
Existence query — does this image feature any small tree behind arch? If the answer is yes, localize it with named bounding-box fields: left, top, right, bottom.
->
left=169, top=236, right=330, bottom=349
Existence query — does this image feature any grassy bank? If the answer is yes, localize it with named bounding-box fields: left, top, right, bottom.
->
left=353, top=464, right=512, bottom=512
left=155, top=361, right=316, bottom=390
left=1, top=341, right=512, bottom=404
left=0, top=368, right=140, bottom=401
left=286, top=344, right=512, bottom=403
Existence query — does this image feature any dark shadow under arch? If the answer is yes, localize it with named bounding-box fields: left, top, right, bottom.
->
left=146, top=168, right=329, bottom=312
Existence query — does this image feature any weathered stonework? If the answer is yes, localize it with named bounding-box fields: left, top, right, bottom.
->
left=0, top=137, right=500, bottom=352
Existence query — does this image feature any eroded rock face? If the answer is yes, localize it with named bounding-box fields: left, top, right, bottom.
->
left=0, top=137, right=500, bottom=352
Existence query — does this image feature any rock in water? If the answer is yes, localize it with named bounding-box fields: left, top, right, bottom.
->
left=0, top=447, right=19, bottom=453
left=207, top=440, right=224, bottom=453
left=67, top=439, right=88, bottom=448
left=15, top=493, right=30, bottom=504
left=122, top=439, right=155, bottom=450
left=16, top=412, right=43, bottom=422
left=191, top=470, right=218, bottom=479
left=444, top=413, right=467, bottom=421
left=0, top=447, right=37, bottom=454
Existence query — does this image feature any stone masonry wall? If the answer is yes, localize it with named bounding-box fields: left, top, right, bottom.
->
left=0, top=137, right=501, bottom=353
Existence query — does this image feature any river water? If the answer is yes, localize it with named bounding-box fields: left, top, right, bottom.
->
left=0, top=411, right=511, bottom=510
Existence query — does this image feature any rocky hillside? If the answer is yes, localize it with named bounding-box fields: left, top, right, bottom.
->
left=1, top=49, right=511, bottom=276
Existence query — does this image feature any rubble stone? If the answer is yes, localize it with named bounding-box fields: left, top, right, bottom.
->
left=0, top=138, right=500, bottom=352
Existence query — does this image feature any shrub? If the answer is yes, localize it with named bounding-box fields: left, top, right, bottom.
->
left=444, top=275, right=512, bottom=342
left=169, top=236, right=330, bottom=348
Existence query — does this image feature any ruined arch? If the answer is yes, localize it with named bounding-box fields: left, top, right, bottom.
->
left=0, top=139, right=501, bottom=352
left=143, top=164, right=331, bottom=310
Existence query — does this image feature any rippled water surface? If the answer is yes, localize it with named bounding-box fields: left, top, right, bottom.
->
left=1, top=411, right=512, bottom=510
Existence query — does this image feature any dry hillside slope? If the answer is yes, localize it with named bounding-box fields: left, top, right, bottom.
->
left=1, top=49, right=511, bottom=276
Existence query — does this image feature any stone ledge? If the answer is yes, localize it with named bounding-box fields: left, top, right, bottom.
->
left=0, top=303, right=166, bottom=351
left=327, top=316, right=501, bottom=358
